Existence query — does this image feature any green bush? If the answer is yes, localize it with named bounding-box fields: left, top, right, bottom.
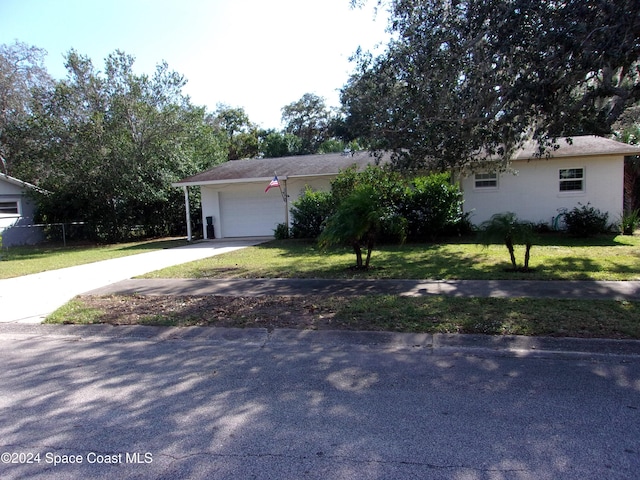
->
left=399, top=173, right=465, bottom=240
left=559, top=203, right=610, bottom=237
left=273, top=223, right=291, bottom=240
left=290, top=187, right=336, bottom=239
left=329, top=165, right=406, bottom=207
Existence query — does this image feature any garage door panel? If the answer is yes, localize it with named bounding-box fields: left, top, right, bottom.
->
left=219, top=187, right=284, bottom=237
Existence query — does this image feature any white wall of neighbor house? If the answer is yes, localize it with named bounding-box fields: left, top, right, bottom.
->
left=460, top=155, right=625, bottom=226
left=199, top=176, right=332, bottom=238
left=0, top=178, right=44, bottom=246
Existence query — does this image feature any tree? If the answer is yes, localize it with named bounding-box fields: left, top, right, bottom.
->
left=12, top=49, right=225, bottom=242
left=319, top=185, right=406, bottom=269
left=613, top=107, right=640, bottom=213
left=318, top=165, right=407, bottom=268
left=210, top=104, right=259, bottom=160
left=344, top=0, right=640, bottom=172
left=259, top=129, right=303, bottom=158
left=478, top=212, right=536, bottom=271
left=281, top=93, right=332, bottom=154
left=0, top=41, right=53, bottom=168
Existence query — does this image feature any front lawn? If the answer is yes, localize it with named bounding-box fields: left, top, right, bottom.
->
left=46, top=233, right=640, bottom=339
left=0, top=238, right=189, bottom=279
left=140, top=234, right=640, bottom=281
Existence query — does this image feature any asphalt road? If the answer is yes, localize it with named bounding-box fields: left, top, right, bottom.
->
left=1, top=325, right=639, bottom=480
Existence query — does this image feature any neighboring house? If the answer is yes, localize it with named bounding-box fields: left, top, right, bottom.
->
left=0, top=173, right=44, bottom=247
left=173, top=136, right=640, bottom=239
left=460, top=136, right=640, bottom=226
left=173, top=151, right=388, bottom=239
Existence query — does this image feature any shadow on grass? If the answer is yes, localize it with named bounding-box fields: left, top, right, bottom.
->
left=251, top=236, right=639, bottom=281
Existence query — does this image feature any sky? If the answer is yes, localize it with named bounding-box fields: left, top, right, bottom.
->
left=0, top=0, right=390, bottom=129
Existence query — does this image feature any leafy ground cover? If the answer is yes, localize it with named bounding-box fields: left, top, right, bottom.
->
left=0, top=238, right=188, bottom=279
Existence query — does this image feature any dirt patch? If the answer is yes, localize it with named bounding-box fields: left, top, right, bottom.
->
left=74, top=294, right=360, bottom=331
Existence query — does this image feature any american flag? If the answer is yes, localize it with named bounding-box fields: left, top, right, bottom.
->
left=265, top=175, right=280, bottom=192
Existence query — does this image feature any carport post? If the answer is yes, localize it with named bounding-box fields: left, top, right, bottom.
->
left=284, top=179, right=289, bottom=228
left=182, top=186, right=192, bottom=242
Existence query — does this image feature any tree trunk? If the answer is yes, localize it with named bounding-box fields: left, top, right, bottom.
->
left=505, top=239, right=517, bottom=269
left=353, top=242, right=363, bottom=269
left=524, top=243, right=532, bottom=270
left=364, top=236, right=375, bottom=269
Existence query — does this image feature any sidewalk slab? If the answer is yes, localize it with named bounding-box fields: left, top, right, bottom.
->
left=87, top=277, right=640, bottom=301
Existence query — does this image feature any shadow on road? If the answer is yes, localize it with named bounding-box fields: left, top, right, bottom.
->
left=1, top=330, right=638, bottom=479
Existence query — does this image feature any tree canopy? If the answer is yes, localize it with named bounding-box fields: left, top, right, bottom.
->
left=343, top=0, right=640, bottom=172
left=281, top=93, right=335, bottom=155
left=3, top=47, right=226, bottom=241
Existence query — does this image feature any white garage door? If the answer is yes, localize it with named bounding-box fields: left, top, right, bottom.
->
left=219, top=187, right=285, bottom=237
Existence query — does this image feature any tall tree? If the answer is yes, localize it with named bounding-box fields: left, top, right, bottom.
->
left=281, top=93, right=332, bottom=154
left=344, top=0, right=640, bottom=172
left=0, top=41, right=53, bottom=168
left=13, top=49, right=224, bottom=241
left=210, top=104, right=259, bottom=160
left=259, top=129, right=303, bottom=158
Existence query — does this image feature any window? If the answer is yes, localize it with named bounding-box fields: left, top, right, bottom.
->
left=474, top=172, right=498, bottom=188
left=0, top=201, right=19, bottom=215
left=559, top=168, right=584, bottom=192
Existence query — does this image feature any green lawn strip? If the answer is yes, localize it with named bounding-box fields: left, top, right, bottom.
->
left=140, top=235, right=640, bottom=281
left=46, top=295, right=640, bottom=339
left=0, top=238, right=189, bottom=279
left=337, top=296, right=640, bottom=338
left=46, top=298, right=106, bottom=324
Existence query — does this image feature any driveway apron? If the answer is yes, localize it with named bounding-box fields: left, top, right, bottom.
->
left=0, top=238, right=269, bottom=324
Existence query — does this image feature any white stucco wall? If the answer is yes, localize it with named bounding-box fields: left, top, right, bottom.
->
left=460, top=155, right=624, bottom=226
left=199, top=176, right=333, bottom=238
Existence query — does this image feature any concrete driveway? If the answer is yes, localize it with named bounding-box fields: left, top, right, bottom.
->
left=0, top=238, right=270, bottom=323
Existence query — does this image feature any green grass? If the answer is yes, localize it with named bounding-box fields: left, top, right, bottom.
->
left=0, top=238, right=189, bottom=279
left=335, top=296, right=640, bottom=338
left=29, top=232, right=640, bottom=339
left=46, top=298, right=106, bottom=324
left=141, top=234, right=640, bottom=281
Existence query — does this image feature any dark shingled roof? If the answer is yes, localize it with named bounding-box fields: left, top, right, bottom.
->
left=174, top=137, right=640, bottom=186
left=513, top=136, right=640, bottom=160
left=174, top=151, right=390, bottom=186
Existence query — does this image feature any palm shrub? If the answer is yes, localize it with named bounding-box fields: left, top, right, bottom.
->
left=318, top=185, right=407, bottom=269
left=478, top=212, right=537, bottom=271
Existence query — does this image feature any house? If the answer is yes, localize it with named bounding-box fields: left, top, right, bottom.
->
left=0, top=173, right=44, bottom=247
left=173, top=136, right=640, bottom=239
left=460, top=136, right=640, bottom=226
left=173, top=151, right=388, bottom=239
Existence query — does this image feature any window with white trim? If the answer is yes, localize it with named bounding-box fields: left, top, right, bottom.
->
left=474, top=172, right=498, bottom=189
left=559, top=168, right=584, bottom=192
left=0, top=201, right=19, bottom=215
